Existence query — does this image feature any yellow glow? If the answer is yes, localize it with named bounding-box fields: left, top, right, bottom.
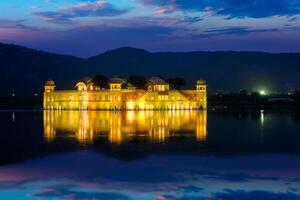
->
left=126, top=101, right=135, bottom=110
left=43, top=110, right=207, bottom=144
left=43, top=111, right=56, bottom=142
left=44, top=80, right=207, bottom=110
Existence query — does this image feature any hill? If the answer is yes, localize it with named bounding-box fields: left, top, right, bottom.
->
left=0, top=43, right=300, bottom=96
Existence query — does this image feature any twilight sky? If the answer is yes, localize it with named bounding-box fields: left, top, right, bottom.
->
left=0, top=0, right=300, bottom=57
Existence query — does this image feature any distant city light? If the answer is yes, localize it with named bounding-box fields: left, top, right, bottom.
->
left=259, top=90, right=266, bottom=96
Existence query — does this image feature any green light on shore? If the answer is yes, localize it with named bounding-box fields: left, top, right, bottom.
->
left=259, top=90, right=266, bottom=96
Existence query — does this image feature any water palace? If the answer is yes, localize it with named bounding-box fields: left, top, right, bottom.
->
left=43, top=77, right=207, bottom=110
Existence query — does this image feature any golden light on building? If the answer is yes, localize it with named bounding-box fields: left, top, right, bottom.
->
left=43, top=110, right=208, bottom=144
left=43, top=77, right=207, bottom=111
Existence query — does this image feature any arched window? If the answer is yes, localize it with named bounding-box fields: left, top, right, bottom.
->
left=75, top=82, right=87, bottom=91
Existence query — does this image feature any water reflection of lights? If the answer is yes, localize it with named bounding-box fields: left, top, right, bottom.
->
left=12, top=112, right=15, bottom=123
left=43, top=111, right=56, bottom=142
left=260, top=110, right=265, bottom=126
left=43, top=110, right=207, bottom=144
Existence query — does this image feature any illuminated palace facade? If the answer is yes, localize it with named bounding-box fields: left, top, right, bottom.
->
left=43, top=77, right=207, bottom=110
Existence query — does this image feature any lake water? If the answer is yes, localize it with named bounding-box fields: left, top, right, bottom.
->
left=0, top=110, right=300, bottom=199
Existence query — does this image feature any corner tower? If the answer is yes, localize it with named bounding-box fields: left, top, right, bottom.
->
left=195, top=80, right=207, bottom=109
left=44, top=79, right=56, bottom=109
left=44, top=79, right=56, bottom=93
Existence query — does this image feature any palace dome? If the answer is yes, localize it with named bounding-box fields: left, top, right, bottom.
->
left=148, top=77, right=168, bottom=85
left=45, top=79, right=55, bottom=86
left=109, top=77, right=125, bottom=84
left=197, top=80, right=206, bottom=85
left=78, top=77, right=93, bottom=84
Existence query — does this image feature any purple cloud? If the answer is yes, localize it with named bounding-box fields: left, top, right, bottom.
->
left=33, top=185, right=131, bottom=200
left=33, top=1, right=130, bottom=23
left=200, top=27, right=279, bottom=37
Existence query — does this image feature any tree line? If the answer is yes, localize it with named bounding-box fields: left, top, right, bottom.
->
left=93, top=75, right=187, bottom=90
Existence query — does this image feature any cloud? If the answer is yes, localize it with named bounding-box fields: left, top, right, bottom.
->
left=179, top=16, right=203, bottom=24
left=0, top=19, right=24, bottom=27
left=33, top=1, right=130, bottom=23
left=206, top=189, right=300, bottom=200
left=201, top=171, right=278, bottom=182
left=155, top=190, right=300, bottom=200
left=202, top=27, right=279, bottom=37
left=164, top=26, right=279, bottom=40
left=0, top=19, right=40, bottom=31
left=139, top=0, right=300, bottom=18
left=2, top=152, right=300, bottom=200
left=154, top=3, right=178, bottom=15
left=62, top=1, right=128, bottom=16
left=0, top=178, right=40, bottom=190
left=33, top=184, right=131, bottom=200
left=176, top=27, right=279, bottom=39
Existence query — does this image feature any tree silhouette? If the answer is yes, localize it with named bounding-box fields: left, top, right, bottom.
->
left=127, top=75, right=147, bottom=89
left=93, top=75, right=108, bottom=89
left=166, top=77, right=186, bottom=90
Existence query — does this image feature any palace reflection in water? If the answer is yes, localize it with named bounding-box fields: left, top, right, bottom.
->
left=3, top=111, right=300, bottom=200
left=43, top=110, right=207, bottom=144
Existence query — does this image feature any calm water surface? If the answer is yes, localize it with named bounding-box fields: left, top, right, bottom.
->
left=0, top=110, right=300, bottom=200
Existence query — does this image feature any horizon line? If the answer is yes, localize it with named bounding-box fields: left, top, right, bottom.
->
left=1, top=42, right=300, bottom=59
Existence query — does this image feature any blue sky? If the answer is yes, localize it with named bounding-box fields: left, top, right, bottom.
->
left=0, top=0, right=300, bottom=57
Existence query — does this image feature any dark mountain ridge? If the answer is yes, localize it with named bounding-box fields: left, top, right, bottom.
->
left=0, top=43, right=300, bottom=96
